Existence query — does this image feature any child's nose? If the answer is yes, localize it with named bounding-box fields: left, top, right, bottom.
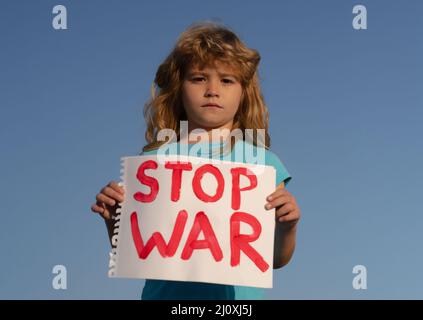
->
left=204, top=81, right=219, bottom=97
left=205, top=84, right=219, bottom=97
left=205, top=89, right=218, bottom=97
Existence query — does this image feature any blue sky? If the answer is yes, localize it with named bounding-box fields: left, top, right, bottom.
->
left=0, top=0, right=422, bottom=299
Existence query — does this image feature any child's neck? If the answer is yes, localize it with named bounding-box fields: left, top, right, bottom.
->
left=182, top=121, right=234, bottom=144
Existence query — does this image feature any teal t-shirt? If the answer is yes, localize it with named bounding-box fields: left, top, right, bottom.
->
left=139, top=139, right=292, bottom=300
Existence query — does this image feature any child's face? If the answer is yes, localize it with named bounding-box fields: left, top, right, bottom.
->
left=182, top=61, right=243, bottom=132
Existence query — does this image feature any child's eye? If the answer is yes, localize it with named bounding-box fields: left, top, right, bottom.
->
left=222, top=78, right=234, bottom=84
left=190, top=77, right=235, bottom=84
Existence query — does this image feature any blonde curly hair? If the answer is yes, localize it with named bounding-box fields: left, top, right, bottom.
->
left=142, top=21, right=270, bottom=153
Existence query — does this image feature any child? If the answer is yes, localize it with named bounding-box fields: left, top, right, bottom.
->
left=91, top=21, right=301, bottom=300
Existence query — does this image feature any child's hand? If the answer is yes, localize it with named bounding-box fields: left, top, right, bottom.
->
left=91, top=181, right=125, bottom=221
left=265, top=184, right=300, bottom=229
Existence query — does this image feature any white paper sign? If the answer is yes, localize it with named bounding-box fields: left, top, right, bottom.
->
left=108, top=154, right=276, bottom=288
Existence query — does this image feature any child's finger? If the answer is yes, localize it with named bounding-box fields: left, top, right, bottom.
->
left=96, top=193, right=117, bottom=207
left=95, top=201, right=114, bottom=220
left=265, top=195, right=290, bottom=210
left=91, top=203, right=112, bottom=220
left=275, top=203, right=295, bottom=217
left=278, top=214, right=299, bottom=224
left=109, top=181, right=124, bottom=194
left=103, top=186, right=124, bottom=202
left=91, top=203, right=105, bottom=214
left=266, top=188, right=289, bottom=202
